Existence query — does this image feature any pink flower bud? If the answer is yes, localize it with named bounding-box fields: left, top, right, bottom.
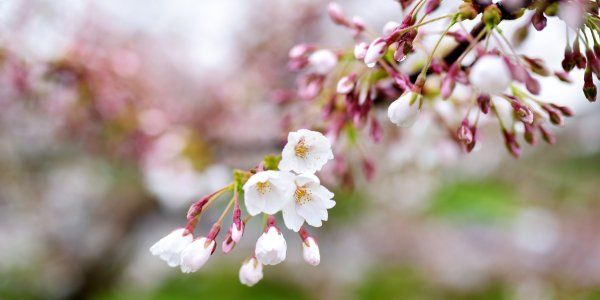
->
left=222, top=234, right=236, bottom=254
left=425, top=0, right=441, bottom=14
left=457, top=119, right=474, bottom=145
left=502, top=129, right=521, bottom=158
left=554, top=71, right=572, bottom=83
left=337, top=74, right=355, bottom=94
left=382, top=21, right=400, bottom=36
left=369, top=117, right=383, bottom=143
left=308, top=49, right=338, bottom=74
left=441, top=64, right=459, bottom=99
left=364, top=38, right=388, bottom=68
left=542, top=104, right=564, bottom=126
left=289, top=44, right=313, bottom=60
left=351, top=16, right=366, bottom=32
left=511, top=99, right=534, bottom=124
left=503, top=57, right=528, bottom=83
left=477, top=94, right=491, bottom=114
left=523, top=123, right=537, bottom=145
left=525, top=74, right=541, bottom=95
left=550, top=104, right=574, bottom=117
left=298, top=228, right=320, bottom=266
left=539, top=125, right=556, bottom=144
left=328, top=2, right=349, bottom=26
left=354, top=42, right=369, bottom=60
left=562, top=47, right=576, bottom=72
left=531, top=10, right=547, bottom=31
left=586, top=49, right=600, bottom=75
left=361, top=158, right=375, bottom=181
left=583, top=67, right=597, bottom=102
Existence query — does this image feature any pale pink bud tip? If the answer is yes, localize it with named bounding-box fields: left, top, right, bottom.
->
left=364, top=38, right=387, bottom=68
left=354, top=42, right=369, bottom=60
left=336, top=75, right=355, bottom=94
left=302, top=237, right=321, bottom=266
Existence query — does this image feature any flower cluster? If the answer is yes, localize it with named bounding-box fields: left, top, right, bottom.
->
left=283, top=0, right=598, bottom=166
left=151, top=0, right=600, bottom=288
left=150, top=129, right=333, bottom=286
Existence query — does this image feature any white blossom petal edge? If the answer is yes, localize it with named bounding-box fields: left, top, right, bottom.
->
left=149, top=228, right=193, bottom=267
left=279, top=129, right=334, bottom=174
left=282, top=174, right=335, bottom=232
left=255, top=227, right=287, bottom=265
left=387, top=92, right=420, bottom=128
left=469, top=55, right=511, bottom=95
left=243, top=170, right=295, bottom=216
left=179, top=237, right=215, bottom=273
left=239, top=257, right=263, bottom=287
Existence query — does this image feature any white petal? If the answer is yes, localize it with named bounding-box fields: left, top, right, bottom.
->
left=282, top=202, right=305, bottom=232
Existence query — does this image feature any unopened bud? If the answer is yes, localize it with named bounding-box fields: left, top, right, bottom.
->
left=542, top=104, right=564, bottom=126
left=457, top=119, right=474, bottom=145
left=483, top=5, right=502, bottom=28
left=459, top=2, right=479, bottom=20
left=477, top=94, right=491, bottom=114
left=562, top=47, right=575, bottom=72
left=523, top=123, right=537, bottom=145
left=550, top=104, right=574, bottom=117
left=289, top=44, right=313, bottom=60
left=586, top=49, right=600, bottom=75
left=539, top=125, right=556, bottom=144
left=354, top=42, right=369, bottom=60
left=554, top=71, right=572, bottom=83
left=531, top=10, right=547, bottom=31
left=502, top=129, right=521, bottom=158
left=337, top=74, right=355, bottom=94
left=525, top=74, right=541, bottom=95
left=425, top=0, right=441, bottom=14
left=328, top=2, right=349, bottom=26
left=583, top=67, right=597, bottom=102
left=573, top=40, right=587, bottom=69
left=349, top=17, right=362, bottom=30
left=511, top=99, right=534, bottom=124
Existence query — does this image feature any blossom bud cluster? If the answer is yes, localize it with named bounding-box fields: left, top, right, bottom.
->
left=279, top=1, right=594, bottom=164
left=150, top=130, right=332, bottom=286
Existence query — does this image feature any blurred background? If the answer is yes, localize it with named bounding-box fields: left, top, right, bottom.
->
left=0, top=0, right=599, bottom=299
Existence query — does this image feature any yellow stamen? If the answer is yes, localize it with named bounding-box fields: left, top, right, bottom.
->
left=294, top=186, right=312, bottom=205
left=255, top=181, right=272, bottom=195
left=294, top=138, right=309, bottom=159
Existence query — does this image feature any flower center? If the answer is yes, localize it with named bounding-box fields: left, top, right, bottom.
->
left=294, top=138, right=309, bottom=159
left=255, top=181, right=272, bottom=195
left=294, top=186, right=312, bottom=205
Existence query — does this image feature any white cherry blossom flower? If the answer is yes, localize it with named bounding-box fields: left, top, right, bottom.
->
left=255, top=226, right=287, bottom=265
left=179, top=237, right=215, bottom=273
left=279, top=129, right=334, bottom=174
left=308, top=49, right=338, bottom=74
left=239, top=257, right=263, bottom=287
left=149, top=228, right=193, bottom=267
left=387, top=92, right=421, bottom=127
left=281, top=174, right=335, bottom=232
left=469, top=55, right=511, bottom=94
left=302, top=236, right=321, bottom=266
left=243, top=171, right=295, bottom=216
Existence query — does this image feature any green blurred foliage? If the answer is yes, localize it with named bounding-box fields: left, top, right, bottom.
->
left=427, top=180, right=520, bottom=223
left=94, top=267, right=309, bottom=300
left=326, top=188, right=367, bottom=226
left=354, top=266, right=508, bottom=300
